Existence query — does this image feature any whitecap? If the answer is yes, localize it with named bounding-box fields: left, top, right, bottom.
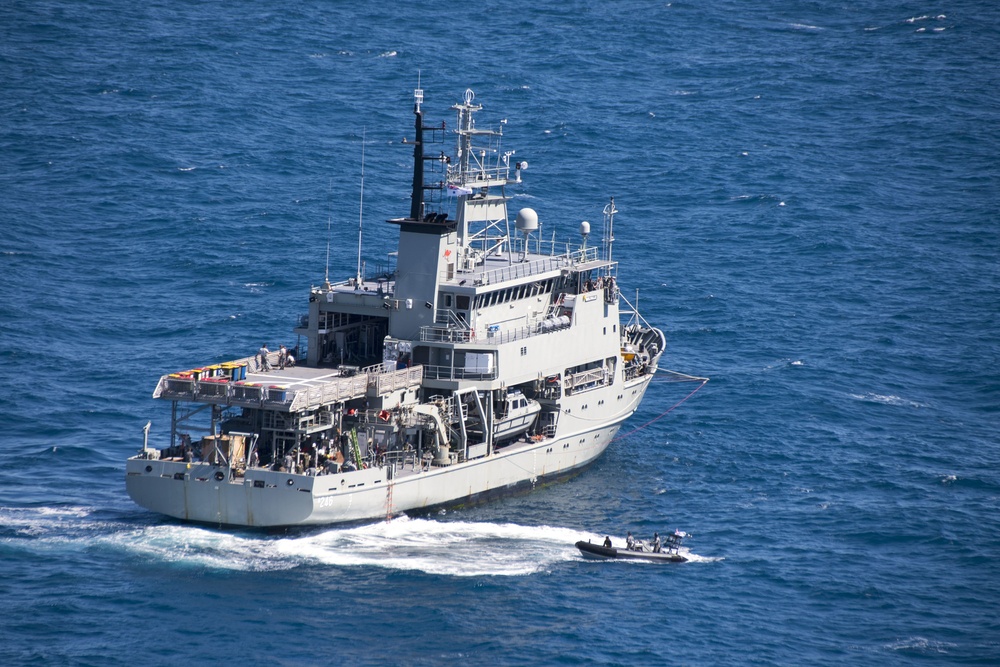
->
left=378, top=50, right=397, bottom=58
left=849, top=392, right=926, bottom=408
left=0, top=505, right=92, bottom=534
left=178, top=166, right=196, bottom=172
left=885, top=636, right=956, bottom=654
left=2, top=505, right=91, bottom=523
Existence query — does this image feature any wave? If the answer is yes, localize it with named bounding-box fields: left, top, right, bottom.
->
left=849, top=392, right=927, bottom=408
left=0, top=507, right=720, bottom=575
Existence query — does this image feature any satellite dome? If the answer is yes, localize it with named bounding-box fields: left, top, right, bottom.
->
left=515, top=208, right=538, bottom=233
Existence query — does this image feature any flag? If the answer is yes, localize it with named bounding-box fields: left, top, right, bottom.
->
left=446, top=184, right=473, bottom=197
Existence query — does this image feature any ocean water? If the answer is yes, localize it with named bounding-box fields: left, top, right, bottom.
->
left=2, top=0, right=999, bottom=664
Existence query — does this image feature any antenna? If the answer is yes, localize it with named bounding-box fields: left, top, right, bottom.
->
left=324, top=179, right=333, bottom=288
left=356, top=128, right=367, bottom=284
left=603, top=196, right=617, bottom=275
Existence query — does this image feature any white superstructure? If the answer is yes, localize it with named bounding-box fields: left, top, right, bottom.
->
left=126, top=89, right=672, bottom=527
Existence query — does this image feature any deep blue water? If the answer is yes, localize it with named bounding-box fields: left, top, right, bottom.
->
left=2, top=1, right=999, bottom=664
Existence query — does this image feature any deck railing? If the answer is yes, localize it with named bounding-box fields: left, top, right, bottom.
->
left=157, top=364, right=423, bottom=410
left=421, top=364, right=498, bottom=381
left=565, top=367, right=610, bottom=395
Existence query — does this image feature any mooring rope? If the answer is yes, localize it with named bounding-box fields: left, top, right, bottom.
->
left=613, top=370, right=709, bottom=442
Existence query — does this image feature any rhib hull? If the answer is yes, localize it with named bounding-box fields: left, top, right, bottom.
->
left=575, top=540, right=687, bottom=563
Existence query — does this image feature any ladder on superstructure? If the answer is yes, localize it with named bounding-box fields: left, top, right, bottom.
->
left=350, top=428, right=364, bottom=469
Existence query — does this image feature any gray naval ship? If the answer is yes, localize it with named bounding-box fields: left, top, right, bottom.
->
left=126, top=88, right=683, bottom=527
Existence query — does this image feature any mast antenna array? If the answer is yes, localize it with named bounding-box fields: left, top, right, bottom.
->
left=324, top=180, right=333, bottom=288
left=356, top=128, right=367, bottom=284
left=602, top=197, right=617, bottom=275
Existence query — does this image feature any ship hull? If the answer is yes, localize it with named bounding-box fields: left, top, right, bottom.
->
left=127, top=419, right=626, bottom=527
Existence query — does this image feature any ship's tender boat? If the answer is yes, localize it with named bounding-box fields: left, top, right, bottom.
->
left=576, top=531, right=689, bottom=563
left=493, top=390, right=541, bottom=442
left=125, top=87, right=696, bottom=527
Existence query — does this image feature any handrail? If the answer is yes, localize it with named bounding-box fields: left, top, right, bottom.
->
left=421, top=364, right=498, bottom=381
left=420, top=326, right=474, bottom=343
left=157, top=364, right=424, bottom=410
left=477, top=256, right=565, bottom=286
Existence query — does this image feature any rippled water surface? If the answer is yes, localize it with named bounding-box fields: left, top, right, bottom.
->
left=2, top=1, right=999, bottom=664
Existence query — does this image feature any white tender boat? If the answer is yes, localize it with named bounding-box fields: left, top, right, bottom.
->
left=493, top=390, right=541, bottom=442
left=126, top=88, right=682, bottom=527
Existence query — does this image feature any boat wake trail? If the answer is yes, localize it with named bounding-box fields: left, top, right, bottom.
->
left=275, top=517, right=591, bottom=576
left=1, top=507, right=628, bottom=576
